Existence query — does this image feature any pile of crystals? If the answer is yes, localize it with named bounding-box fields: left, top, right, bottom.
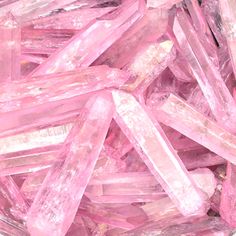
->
left=1, top=0, right=236, bottom=235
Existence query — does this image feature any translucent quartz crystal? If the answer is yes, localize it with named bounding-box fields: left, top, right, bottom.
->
left=78, top=200, right=148, bottom=230
left=0, top=66, right=127, bottom=112
left=29, top=0, right=144, bottom=76
left=220, top=163, right=236, bottom=227
left=0, top=149, right=57, bottom=176
left=123, top=216, right=231, bottom=236
left=27, top=93, right=114, bottom=236
left=169, top=52, right=195, bottom=82
left=148, top=93, right=236, bottom=164
left=86, top=172, right=166, bottom=203
left=173, top=10, right=236, bottom=132
left=0, top=12, right=20, bottom=82
left=0, top=176, right=28, bottom=220
left=112, top=90, right=208, bottom=216
left=0, top=214, right=29, bottom=235
left=201, top=0, right=226, bottom=47
left=87, top=168, right=216, bottom=203
left=219, top=0, right=236, bottom=79
left=147, top=0, right=181, bottom=9
left=123, top=40, right=176, bottom=95
left=0, top=0, right=18, bottom=8
left=0, top=66, right=126, bottom=137
left=0, top=0, right=78, bottom=23
left=180, top=152, right=226, bottom=170
left=93, top=8, right=169, bottom=69
left=30, top=7, right=116, bottom=30
left=0, top=123, right=72, bottom=155
left=21, top=28, right=74, bottom=56
left=185, top=0, right=219, bottom=67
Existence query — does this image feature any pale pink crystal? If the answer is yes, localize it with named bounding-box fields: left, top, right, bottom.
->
left=21, top=28, right=74, bottom=56
left=0, top=66, right=126, bottom=137
left=27, top=92, right=114, bottom=236
left=0, top=12, right=20, bottom=82
left=220, top=163, right=236, bottom=227
left=29, top=0, right=144, bottom=76
left=78, top=200, right=147, bottom=230
left=123, top=40, right=176, bottom=95
left=112, top=90, right=208, bottom=216
left=148, top=93, right=236, bottom=164
left=147, top=0, right=182, bottom=9
left=219, top=0, right=236, bottom=79
left=0, top=149, right=57, bottom=176
left=0, top=214, right=28, bottom=235
left=185, top=0, right=219, bottom=67
left=1, top=0, right=78, bottom=23
left=30, top=7, right=117, bottom=30
left=0, top=176, right=28, bottom=220
left=0, top=123, right=72, bottom=155
left=173, top=9, right=236, bottom=132
left=93, top=8, right=169, bottom=69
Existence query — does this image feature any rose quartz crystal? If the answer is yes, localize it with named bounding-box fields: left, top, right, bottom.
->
left=0, top=1, right=235, bottom=235
left=219, top=0, right=236, bottom=79
left=112, top=90, right=208, bottom=216
left=0, top=12, right=20, bottom=82
left=148, top=93, right=236, bottom=164
left=220, top=163, right=236, bottom=227
left=173, top=9, right=236, bottom=132
left=27, top=93, right=114, bottom=236
left=29, top=0, right=144, bottom=76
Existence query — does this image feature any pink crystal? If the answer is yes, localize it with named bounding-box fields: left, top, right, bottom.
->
left=219, top=0, right=236, bottom=79
left=0, top=1, right=235, bottom=235
left=29, top=0, right=144, bottom=76
left=148, top=93, right=236, bottom=164
left=27, top=92, right=114, bottom=235
left=0, top=12, right=20, bottom=82
left=112, top=90, right=208, bottom=216
left=173, top=9, right=236, bottom=132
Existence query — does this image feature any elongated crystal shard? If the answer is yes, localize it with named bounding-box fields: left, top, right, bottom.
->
left=0, top=66, right=127, bottom=112
left=173, top=10, right=236, bottom=132
left=123, top=40, right=176, bottom=94
left=112, top=90, right=208, bottom=216
left=87, top=169, right=216, bottom=204
left=147, top=0, right=181, bottom=9
left=185, top=0, right=219, bottom=67
left=27, top=92, right=114, bottom=236
left=93, top=8, right=169, bottom=69
left=0, top=150, right=57, bottom=176
left=0, top=66, right=126, bottom=137
left=148, top=93, right=236, bottom=165
left=0, top=176, right=29, bottom=220
left=29, top=0, right=144, bottom=76
left=219, top=0, right=236, bottom=79
left=30, top=7, right=116, bottom=30
left=0, top=12, right=20, bottom=82
left=0, top=123, right=72, bottom=155
left=0, top=214, right=29, bottom=235
left=220, top=163, right=236, bottom=227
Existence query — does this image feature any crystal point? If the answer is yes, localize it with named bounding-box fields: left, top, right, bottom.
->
left=27, top=93, right=114, bottom=236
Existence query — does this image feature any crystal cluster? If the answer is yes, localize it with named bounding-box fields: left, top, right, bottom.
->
left=0, top=0, right=236, bottom=235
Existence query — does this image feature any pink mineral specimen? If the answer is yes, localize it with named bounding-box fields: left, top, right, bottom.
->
left=29, top=0, right=145, bottom=76
left=0, top=12, right=21, bottom=82
left=0, top=0, right=235, bottom=235
left=112, top=90, right=208, bottom=216
left=220, top=163, right=236, bottom=227
left=27, top=93, right=114, bottom=236
left=148, top=93, right=236, bottom=164
left=173, top=9, right=236, bottom=132
left=219, top=0, right=236, bottom=79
